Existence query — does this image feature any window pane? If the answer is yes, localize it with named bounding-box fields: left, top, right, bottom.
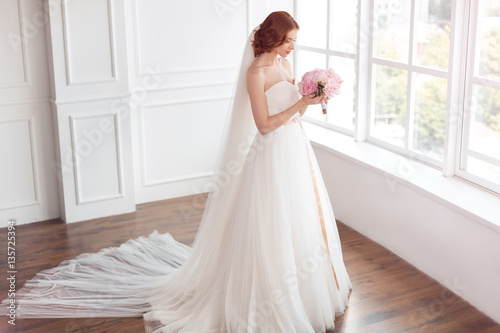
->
left=465, top=157, right=500, bottom=187
left=371, top=64, right=407, bottom=147
left=329, top=0, right=358, bottom=54
left=327, top=56, right=355, bottom=130
left=476, top=1, right=500, bottom=81
left=297, top=0, right=327, bottom=49
left=412, top=74, right=447, bottom=160
left=415, top=0, right=451, bottom=70
left=296, top=50, right=327, bottom=79
left=296, top=51, right=327, bottom=122
left=373, top=0, right=411, bottom=62
left=469, top=85, right=500, bottom=160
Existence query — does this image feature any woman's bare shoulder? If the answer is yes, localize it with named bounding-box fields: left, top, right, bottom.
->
left=247, top=63, right=266, bottom=81
left=249, top=57, right=270, bottom=71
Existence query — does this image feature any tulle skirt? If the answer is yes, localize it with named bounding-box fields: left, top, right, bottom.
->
left=2, top=120, right=351, bottom=332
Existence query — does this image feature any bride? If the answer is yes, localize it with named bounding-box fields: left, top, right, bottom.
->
left=3, top=11, right=351, bottom=332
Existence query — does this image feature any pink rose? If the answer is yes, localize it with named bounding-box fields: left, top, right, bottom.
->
left=315, top=69, right=329, bottom=83
left=301, top=71, right=315, bottom=83
left=298, top=81, right=317, bottom=95
left=324, top=84, right=341, bottom=98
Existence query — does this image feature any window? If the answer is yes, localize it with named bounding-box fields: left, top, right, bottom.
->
left=370, top=0, right=451, bottom=165
left=458, top=0, right=500, bottom=193
left=295, top=0, right=358, bottom=134
left=294, top=0, right=500, bottom=195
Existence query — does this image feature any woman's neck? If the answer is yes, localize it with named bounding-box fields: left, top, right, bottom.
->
left=258, top=51, right=280, bottom=67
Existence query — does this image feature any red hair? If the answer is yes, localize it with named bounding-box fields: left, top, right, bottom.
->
left=252, top=11, right=299, bottom=57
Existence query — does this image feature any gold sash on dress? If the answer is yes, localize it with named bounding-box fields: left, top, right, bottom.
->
left=291, top=118, right=340, bottom=290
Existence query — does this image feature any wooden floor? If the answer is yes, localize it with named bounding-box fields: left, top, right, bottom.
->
left=1, top=193, right=498, bottom=333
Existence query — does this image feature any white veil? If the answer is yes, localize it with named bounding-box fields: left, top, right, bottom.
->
left=189, top=25, right=260, bottom=254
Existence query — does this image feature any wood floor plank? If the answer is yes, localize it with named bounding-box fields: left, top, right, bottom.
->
left=0, top=193, right=498, bottom=333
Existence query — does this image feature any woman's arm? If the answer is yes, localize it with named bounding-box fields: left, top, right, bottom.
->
left=281, top=59, right=308, bottom=117
left=247, top=68, right=322, bottom=135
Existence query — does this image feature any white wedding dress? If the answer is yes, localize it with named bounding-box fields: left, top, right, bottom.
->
left=2, top=80, right=351, bottom=332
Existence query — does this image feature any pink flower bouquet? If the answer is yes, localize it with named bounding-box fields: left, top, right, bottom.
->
left=297, top=68, right=343, bottom=114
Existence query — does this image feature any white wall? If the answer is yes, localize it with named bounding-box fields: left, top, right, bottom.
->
left=0, top=0, right=295, bottom=225
left=45, top=0, right=136, bottom=223
left=312, top=144, right=500, bottom=324
left=0, top=0, right=60, bottom=224
left=126, top=0, right=247, bottom=205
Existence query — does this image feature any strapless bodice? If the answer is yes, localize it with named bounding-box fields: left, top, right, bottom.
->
left=265, top=81, right=302, bottom=121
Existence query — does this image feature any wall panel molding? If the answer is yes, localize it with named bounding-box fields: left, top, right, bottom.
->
left=43, top=0, right=134, bottom=222
left=130, top=0, right=246, bottom=78
left=49, top=93, right=129, bottom=106
left=69, top=112, right=124, bottom=205
left=131, top=0, right=239, bottom=80
left=141, top=95, right=231, bottom=108
left=142, top=171, right=215, bottom=188
left=0, top=116, right=40, bottom=209
left=0, top=0, right=59, bottom=226
left=137, top=97, right=229, bottom=188
left=0, top=0, right=29, bottom=88
left=0, top=97, right=50, bottom=107
left=61, top=0, right=117, bottom=85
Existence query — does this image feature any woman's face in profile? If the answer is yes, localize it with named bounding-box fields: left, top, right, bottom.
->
left=274, top=29, right=298, bottom=58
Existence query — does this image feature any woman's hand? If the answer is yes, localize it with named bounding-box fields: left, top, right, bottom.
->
left=298, top=94, right=328, bottom=117
left=301, top=93, right=326, bottom=106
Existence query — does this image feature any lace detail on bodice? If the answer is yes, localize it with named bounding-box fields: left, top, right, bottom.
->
left=265, top=80, right=302, bottom=124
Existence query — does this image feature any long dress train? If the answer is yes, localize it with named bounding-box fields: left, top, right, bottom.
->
left=2, top=80, right=351, bottom=332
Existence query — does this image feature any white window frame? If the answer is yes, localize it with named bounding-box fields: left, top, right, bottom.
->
left=366, top=0, right=453, bottom=168
left=293, top=0, right=361, bottom=137
left=293, top=0, right=500, bottom=195
left=455, top=0, right=500, bottom=194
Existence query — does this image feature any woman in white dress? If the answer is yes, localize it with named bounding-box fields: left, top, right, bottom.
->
left=3, top=11, right=351, bottom=332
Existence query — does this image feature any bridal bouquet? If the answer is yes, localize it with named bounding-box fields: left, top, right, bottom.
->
left=297, top=68, right=343, bottom=114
